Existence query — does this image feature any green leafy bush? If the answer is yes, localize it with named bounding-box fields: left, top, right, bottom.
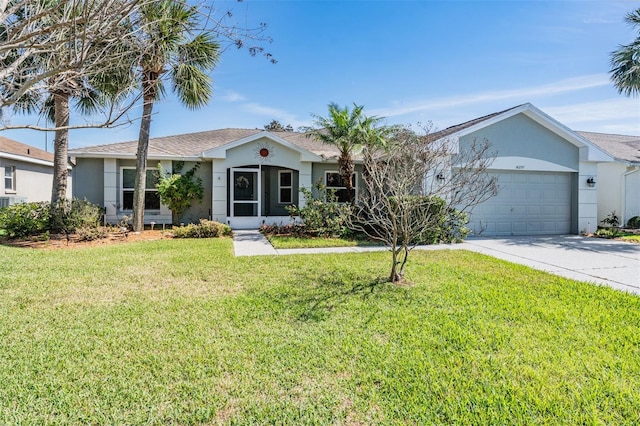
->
left=171, top=219, right=231, bottom=238
left=0, top=202, right=50, bottom=238
left=156, top=162, right=204, bottom=225
left=49, top=198, right=103, bottom=234
left=259, top=223, right=306, bottom=237
left=627, top=216, right=640, bottom=229
left=286, top=181, right=350, bottom=238
left=595, top=227, right=621, bottom=238
left=600, top=211, right=620, bottom=229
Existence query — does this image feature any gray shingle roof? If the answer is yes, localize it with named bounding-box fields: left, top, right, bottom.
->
left=70, top=128, right=341, bottom=159
left=0, top=136, right=53, bottom=163
left=428, top=104, right=525, bottom=141
left=577, top=131, right=640, bottom=163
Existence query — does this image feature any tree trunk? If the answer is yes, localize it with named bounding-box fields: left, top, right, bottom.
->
left=338, top=152, right=355, bottom=204
left=132, top=90, right=155, bottom=232
left=51, top=91, right=70, bottom=205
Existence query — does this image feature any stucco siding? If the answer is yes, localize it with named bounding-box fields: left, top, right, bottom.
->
left=460, top=113, right=579, bottom=171
left=596, top=162, right=626, bottom=225
left=73, top=158, right=104, bottom=205
left=624, top=169, right=640, bottom=224
left=1, top=158, right=58, bottom=202
left=225, top=137, right=302, bottom=169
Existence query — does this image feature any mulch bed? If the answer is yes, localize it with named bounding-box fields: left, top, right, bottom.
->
left=1, top=230, right=169, bottom=250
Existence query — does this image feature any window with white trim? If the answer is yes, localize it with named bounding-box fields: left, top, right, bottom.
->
left=325, top=171, right=356, bottom=203
left=4, top=166, right=15, bottom=192
left=278, top=170, right=293, bottom=204
left=121, top=168, right=160, bottom=210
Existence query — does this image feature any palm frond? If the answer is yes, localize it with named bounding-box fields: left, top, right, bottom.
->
left=610, top=40, right=640, bottom=97
left=610, top=8, right=640, bottom=97
left=171, top=63, right=212, bottom=110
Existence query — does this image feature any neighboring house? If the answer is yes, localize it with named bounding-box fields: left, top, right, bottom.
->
left=0, top=136, right=71, bottom=206
left=577, top=131, right=640, bottom=226
left=69, top=103, right=623, bottom=235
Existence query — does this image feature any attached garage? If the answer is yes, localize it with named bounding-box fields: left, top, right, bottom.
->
left=434, top=103, right=613, bottom=237
left=468, top=171, right=574, bottom=236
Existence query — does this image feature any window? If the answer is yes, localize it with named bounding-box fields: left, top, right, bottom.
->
left=325, top=171, right=356, bottom=203
left=4, top=166, right=15, bottom=192
left=278, top=170, right=293, bottom=204
left=121, top=168, right=160, bottom=210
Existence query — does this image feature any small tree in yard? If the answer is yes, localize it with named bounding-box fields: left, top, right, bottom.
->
left=347, top=126, right=498, bottom=283
left=156, top=162, right=204, bottom=225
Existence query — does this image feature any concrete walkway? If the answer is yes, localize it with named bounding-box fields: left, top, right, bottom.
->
left=232, top=231, right=640, bottom=295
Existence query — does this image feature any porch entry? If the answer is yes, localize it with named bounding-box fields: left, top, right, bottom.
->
left=227, top=165, right=299, bottom=229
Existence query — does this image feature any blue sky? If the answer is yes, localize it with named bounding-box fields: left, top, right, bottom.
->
left=2, top=0, right=640, bottom=150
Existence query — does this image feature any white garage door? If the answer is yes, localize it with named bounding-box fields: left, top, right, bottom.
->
left=469, top=171, right=572, bottom=236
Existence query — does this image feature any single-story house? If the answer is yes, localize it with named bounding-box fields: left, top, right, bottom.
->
left=575, top=131, right=640, bottom=227
left=0, top=136, right=71, bottom=207
left=69, top=102, right=635, bottom=236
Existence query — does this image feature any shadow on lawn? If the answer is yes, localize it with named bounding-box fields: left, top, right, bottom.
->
left=294, top=275, right=390, bottom=322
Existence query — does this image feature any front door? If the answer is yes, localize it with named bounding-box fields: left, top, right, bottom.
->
left=231, top=168, right=260, bottom=218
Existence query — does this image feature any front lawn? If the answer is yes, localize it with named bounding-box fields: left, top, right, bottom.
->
left=1, top=239, right=639, bottom=424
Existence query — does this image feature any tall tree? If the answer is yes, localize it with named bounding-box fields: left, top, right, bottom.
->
left=130, top=0, right=220, bottom=231
left=264, top=120, right=293, bottom=132
left=610, top=8, right=640, bottom=97
left=1, top=0, right=140, bottom=204
left=306, top=103, right=385, bottom=204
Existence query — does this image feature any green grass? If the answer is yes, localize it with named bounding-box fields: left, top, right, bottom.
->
left=267, top=235, right=382, bottom=249
left=620, top=234, right=640, bottom=242
left=1, top=239, right=639, bottom=424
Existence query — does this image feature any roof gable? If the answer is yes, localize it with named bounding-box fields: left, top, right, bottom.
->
left=202, top=131, right=323, bottom=162
left=70, top=128, right=340, bottom=161
left=433, top=103, right=613, bottom=162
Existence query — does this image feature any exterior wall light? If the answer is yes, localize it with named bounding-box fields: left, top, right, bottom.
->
left=436, top=172, right=446, bottom=181
left=586, top=177, right=596, bottom=188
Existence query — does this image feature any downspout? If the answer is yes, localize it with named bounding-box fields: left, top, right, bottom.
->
left=622, top=166, right=640, bottom=225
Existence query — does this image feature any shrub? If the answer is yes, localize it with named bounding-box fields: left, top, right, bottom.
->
left=259, top=223, right=306, bottom=237
left=595, top=227, right=621, bottom=238
left=50, top=198, right=103, bottom=234
left=0, top=202, right=50, bottom=238
left=76, top=226, right=109, bottom=241
left=286, top=181, right=350, bottom=238
left=600, top=211, right=620, bottom=229
left=171, top=219, right=231, bottom=238
left=627, top=216, right=640, bottom=229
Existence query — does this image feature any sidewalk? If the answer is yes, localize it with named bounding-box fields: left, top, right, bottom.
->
left=232, top=230, right=460, bottom=256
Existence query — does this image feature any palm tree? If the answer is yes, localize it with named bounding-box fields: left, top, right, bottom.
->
left=307, top=103, right=385, bottom=203
left=131, top=0, right=220, bottom=231
left=610, top=8, right=640, bottom=96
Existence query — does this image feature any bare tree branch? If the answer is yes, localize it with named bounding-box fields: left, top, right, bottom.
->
left=346, top=125, right=498, bottom=283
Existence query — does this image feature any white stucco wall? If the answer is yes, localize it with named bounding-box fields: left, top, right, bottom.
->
left=596, top=162, right=640, bottom=226
left=597, top=162, right=626, bottom=225
left=624, top=168, right=640, bottom=224
left=208, top=138, right=316, bottom=227
left=1, top=157, right=71, bottom=202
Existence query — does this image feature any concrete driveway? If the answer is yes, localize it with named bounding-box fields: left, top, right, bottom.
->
left=460, top=236, right=640, bottom=295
